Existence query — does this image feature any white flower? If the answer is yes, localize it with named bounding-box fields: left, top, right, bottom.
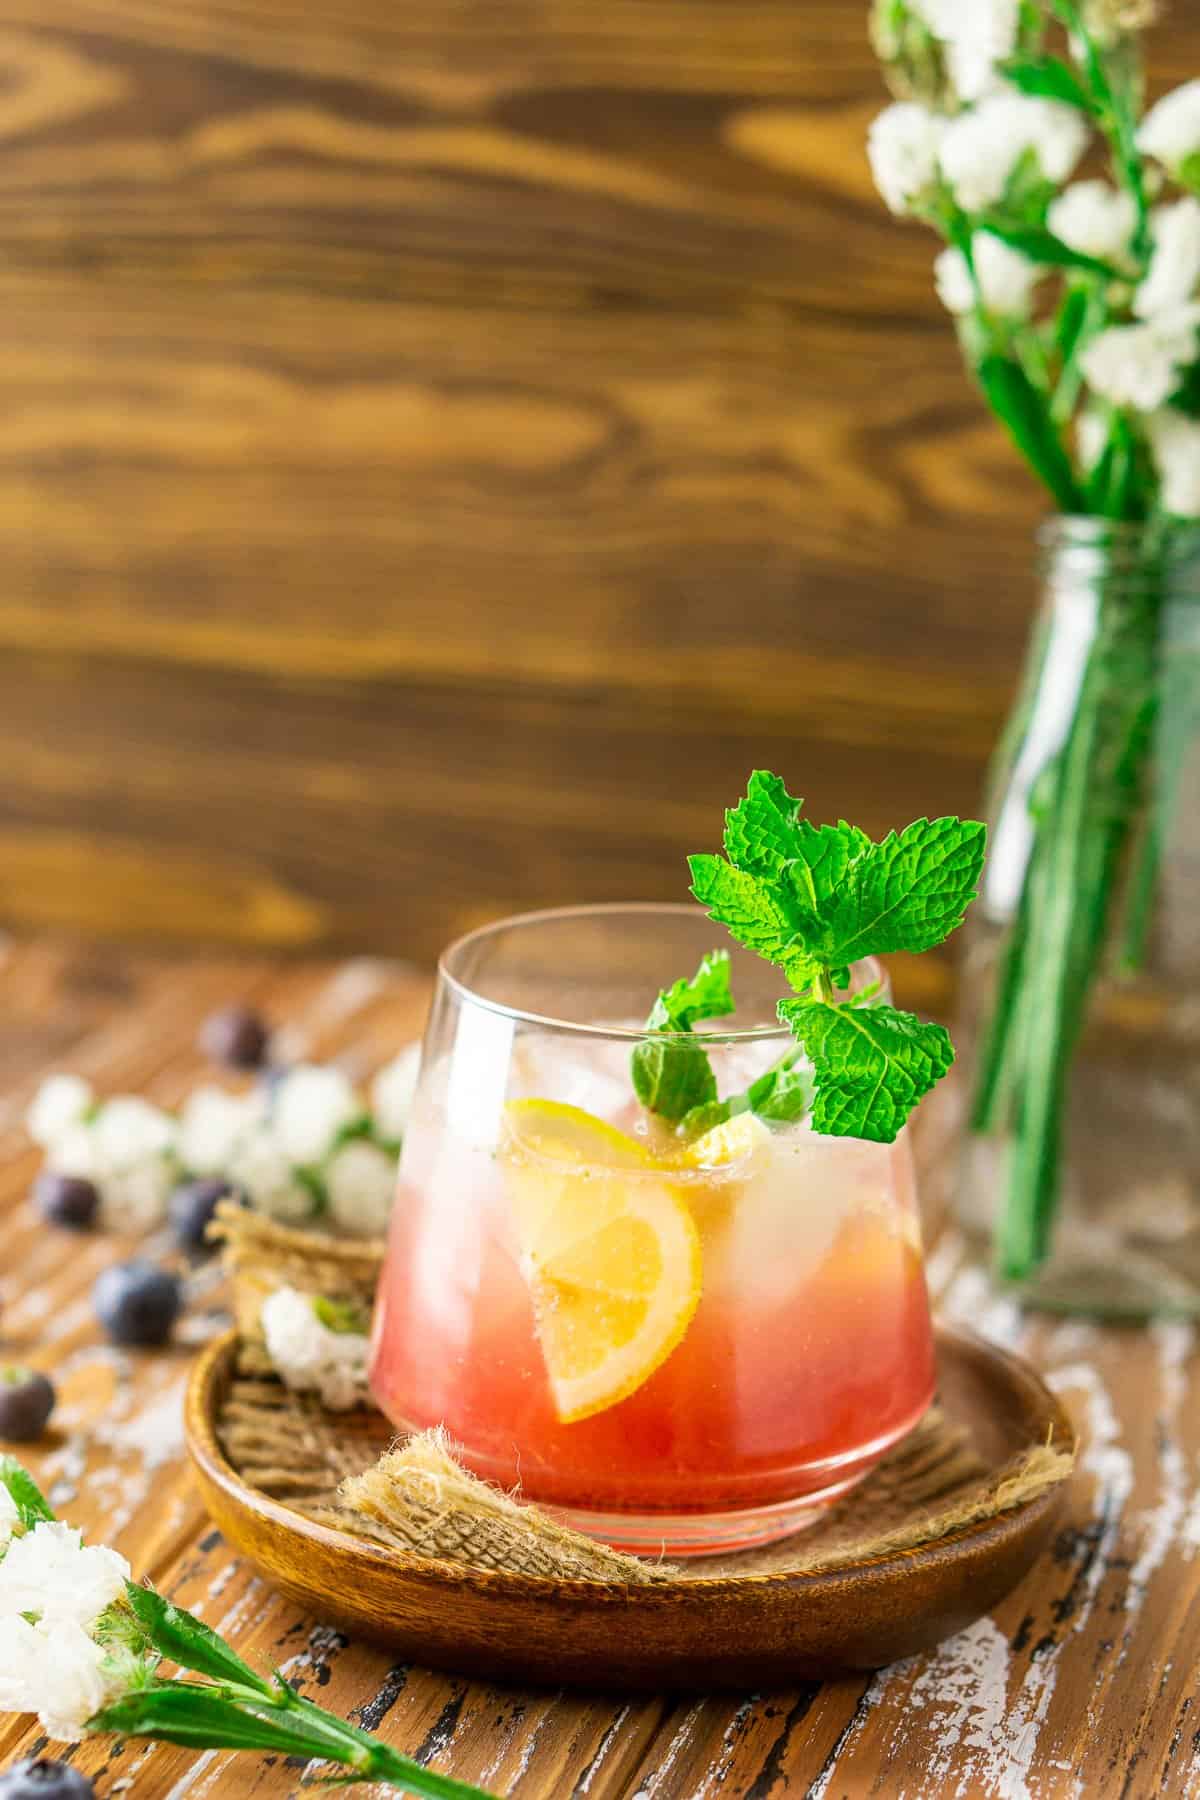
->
left=1081, top=307, right=1200, bottom=410
left=1136, top=200, right=1200, bottom=320
left=227, top=1127, right=316, bottom=1223
left=1077, top=408, right=1110, bottom=471
left=1138, top=79, right=1200, bottom=177
left=100, top=1159, right=177, bottom=1233
left=1047, top=181, right=1137, bottom=266
left=27, top=1074, right=93, bottom=1149
left=325, top=1140, right=396, bottom=1237
left=271, top=1065, right=361, bottom=1166
left=1149, top=410, right=1200, bottom=517
left=178, top=1084, right=265, bottom=1177
left=371, top=1044, right=421, bottom=1142
left=0, top=1614, right=131, bottom=1742
left=0, top=1483, right=18, bottom=1555
left=92, top=1098, right=175, bottom=1167
left=0, top=1521, right=129, bottom=1628
left=939, top=93, right=1088, bottom=212
left=261, top=1287, right=369, bottom=1412
left=45, top=1096, right=178, bottom=1231
left=912, top=0, right=1020, bottom=101
left=867, top=102, right=946, bottom=216
left=935, top=234, right=1043, bottom=317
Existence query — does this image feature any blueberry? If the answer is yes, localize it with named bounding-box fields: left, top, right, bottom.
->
left=93, top=1261, right=183, bottom=1347
left=0, top=1762, right=95, bottom=1799
left=169, top=1177, right=241, bottom=1253
left=0, top=1368, right=56, bottom=1443
left=32, top=1170, right=99, bottom=1231
left=199, top=1005, right=270, bottom=1071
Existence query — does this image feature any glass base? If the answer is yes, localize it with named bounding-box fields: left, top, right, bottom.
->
left=547, top=1468, right=869, bottom=1558
left=539, top=1400, right=936, bottom=1558
left=959, top=1131, right=1200, bottom=1319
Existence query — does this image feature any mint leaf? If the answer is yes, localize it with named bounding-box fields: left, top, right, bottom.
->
left=785, top=821, right=871, bottom=922
left=683, top=773, right=983, bottom=1143
left=779, top=998, right=953, bottom=1144
left=820, top=816, right=986, bottom=965
left=632, top=951, right=733, bottom=1124
left=723, top=770, right=805, bottom=878
left=744, top=1055, right=813, bottom=1124
left=645, top=951, right=734, bottom=1032
left=688, top=857, right=803, bottom=964
left=677, top=1050, right=812, bottom=1137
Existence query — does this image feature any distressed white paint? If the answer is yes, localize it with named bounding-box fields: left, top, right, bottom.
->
left=1126, top=1323, right=1194, bottom=1614
left=631, top=1702, right=707, bottom=1798
left=1047, top=1362, right=1133, bottom=1635
left=573, top=1705, right=633, bottom=1795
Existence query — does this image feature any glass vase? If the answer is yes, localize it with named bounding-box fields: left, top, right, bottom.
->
left=958, top=517, right=1200, bottom=1316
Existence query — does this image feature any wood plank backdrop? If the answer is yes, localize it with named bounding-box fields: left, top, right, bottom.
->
left=0, top=4, right=1198, bottom=969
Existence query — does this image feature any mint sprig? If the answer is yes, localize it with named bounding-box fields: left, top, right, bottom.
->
left=689, top=772, right=985, bottom=1145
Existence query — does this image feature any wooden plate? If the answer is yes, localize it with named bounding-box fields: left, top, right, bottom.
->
left=185, top=1327, right=1074, bottom=1692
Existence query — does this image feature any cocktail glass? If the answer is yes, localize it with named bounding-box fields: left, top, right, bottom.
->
left=370, top=904, right=935, bottom=1556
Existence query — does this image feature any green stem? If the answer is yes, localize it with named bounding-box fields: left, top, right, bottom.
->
left=994, top=585, right=1159, bottom=1280
left=91, top=1680, right=494, bottom=1800
left=1053, top=0, right=1150, bottom=261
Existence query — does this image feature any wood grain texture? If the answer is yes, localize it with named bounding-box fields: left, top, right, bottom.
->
left=0, top=940, right=1198, bottom=1797
left=0, top=6, right=1198, bottom=960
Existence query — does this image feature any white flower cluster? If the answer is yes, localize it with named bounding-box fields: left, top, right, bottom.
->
left=0, top=1517, right=140, bottom=1741
left=27, top=1043, right=421, bottom=1240
left=260, top=1286, right=370, bottom=1411
left=1139, top=80, right=1200, bottom=180
left=31, top=1076, right=177, bottom=1231
left=869, top=90, right=1088, bottom=222
left=911, top=0, right=1021, bottom=102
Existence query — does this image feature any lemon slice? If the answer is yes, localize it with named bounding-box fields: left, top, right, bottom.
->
left=665, top=1110, right=774, bottom=1172
left=501, top=1099, right=702, bottom=1424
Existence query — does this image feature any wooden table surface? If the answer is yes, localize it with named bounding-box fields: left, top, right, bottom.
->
left=0, top=937, right=1197, bottom=1799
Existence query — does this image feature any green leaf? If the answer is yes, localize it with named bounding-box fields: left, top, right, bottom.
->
left=0, top=1457, right=56, bottom=1528
left=1055, top=285, right=1092, bottom=364
left=123, top=1584, right=275, bottom=1695
left=89, top=1681, right=341, bottom=1757
left=1001, top=53, right=1095, bottom=111
left=779, top=999, right=954, bottom=1143
left=978, top=219, right=1118, bottom=280
left=977, top=355, right=1084, bottom=513
left=631, top=950, right=734, bottom=1124
left=312, top=1296, right=371, bottom=1336
left=723, top=770, right=804, bottom=878
left=632, top=1038, right=717, bottom=1123
left=644, top=951, right=734, bottom=1033
left=820, top=816, right=987, bottom=966
left=1169, top=363, right=1200, bottom=420
left=784, top=821, right=872, bottom=921
left=677, top=1052, right=813, bottom=1137
left=688, top=856, right=803, bottom=966
left=744, top=1056, right=813, bottom=1124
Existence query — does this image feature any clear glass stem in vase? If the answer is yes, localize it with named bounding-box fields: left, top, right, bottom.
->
left=958, top=517, right=1200, bottom=1316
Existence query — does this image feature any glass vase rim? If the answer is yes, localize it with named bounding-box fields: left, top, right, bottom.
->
left=1038, top=513, right=1200, bottom=555
left=437, top=901, right=885, bottom=1043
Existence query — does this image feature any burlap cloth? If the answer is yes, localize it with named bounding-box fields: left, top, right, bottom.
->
left=215, top=1347, right=1073, bottom=1585
left=211, top=1201, right=385, bottom=1342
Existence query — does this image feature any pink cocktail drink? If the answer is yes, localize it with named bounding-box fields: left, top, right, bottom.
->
left=369, top=907, right=936, bottom=1555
